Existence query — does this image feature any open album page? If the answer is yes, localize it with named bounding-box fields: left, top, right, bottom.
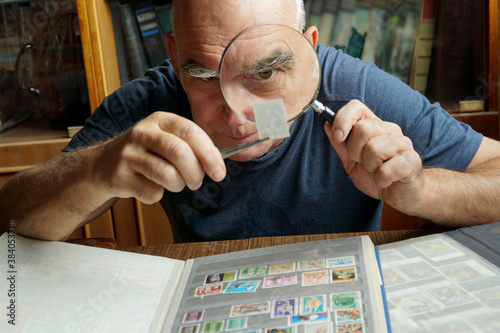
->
left=162, top=236, right=388, bottom=333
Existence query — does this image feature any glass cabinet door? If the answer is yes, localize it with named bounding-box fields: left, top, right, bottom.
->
left=0, top=0, right=90, bottom=139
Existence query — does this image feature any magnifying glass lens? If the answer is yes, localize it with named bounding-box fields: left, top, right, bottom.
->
left=219, top=24, right=321, bottom=124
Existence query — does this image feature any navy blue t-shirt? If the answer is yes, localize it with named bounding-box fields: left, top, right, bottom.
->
left=65, top=45, right=483, bottom=242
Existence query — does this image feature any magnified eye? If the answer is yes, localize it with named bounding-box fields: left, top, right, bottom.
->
left=256, top=68, right=277, bottom=80
left=200, top=75, right=218, bottom=82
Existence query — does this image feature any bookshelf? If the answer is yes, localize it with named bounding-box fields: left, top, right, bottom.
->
left=1, top=0, right=498, bottom=245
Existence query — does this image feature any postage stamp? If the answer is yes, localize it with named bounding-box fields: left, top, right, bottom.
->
left=304, top=321, right=333, bottom=333
left=298, top=259, right=326, bottom=271
left=205, top=271, right=237, bottom=284
left=302, top=270, right=329, bottom=287
left=179, top=324, right=200, bottom=333
left=195, top=283, right=224, bottom=297
left=231, top=301, right=271, bottom=317
left=252, top=99, right=290, bottom=140
left=300, top=295, right=327, bottom=315
left=412, top=238, right=465, bottom=261
left=263, top=274, right=297, bottom=288
left=268, top=262, right=296, bottom=275
left=289, top=312, right=329, bottom=325
left=240, top=266, right=267, bottom=279
left=331, top=292, right=360, bottom=311
left=202, top=320, right=224, bottom=333
left=226, top=317, right=247, bottom=331
left=336, top=324, right=363, bottom=333
left=272, top=298, right=298, bottom=318
left=183, top=310, right=204, bottom=323
left=326, top=256, right=355, bottom=268
left=224, top=281, right=260, bottom=293
left=334, top=309, right=363, bottom=325
left=331, top=268, right=357, bottom=283
left=265, top=326, right=294, bottom=333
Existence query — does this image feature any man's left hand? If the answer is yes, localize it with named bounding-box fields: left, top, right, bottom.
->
left=324, top=100, right=424, bottom=213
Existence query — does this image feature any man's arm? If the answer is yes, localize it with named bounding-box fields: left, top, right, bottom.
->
left=0, top=112, right=226, bottom=241
left=325, top=100, right=500, bottom=226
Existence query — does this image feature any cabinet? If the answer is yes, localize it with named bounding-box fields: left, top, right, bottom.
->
left=1, top=0, right=498, bottom=244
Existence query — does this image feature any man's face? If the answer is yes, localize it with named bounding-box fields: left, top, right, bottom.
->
left=168, top=0, right=297, bottom=161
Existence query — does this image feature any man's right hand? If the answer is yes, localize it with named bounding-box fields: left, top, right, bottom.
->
left=95, top=112, right=227, bottom=204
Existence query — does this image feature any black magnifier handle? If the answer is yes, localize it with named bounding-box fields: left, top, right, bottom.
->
left=311, top=100, right=336, bottom=124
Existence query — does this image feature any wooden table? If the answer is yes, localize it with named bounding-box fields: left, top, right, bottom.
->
left=119, top=229, right=445, bottom=261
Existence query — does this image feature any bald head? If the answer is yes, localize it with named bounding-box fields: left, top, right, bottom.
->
left=171, top=0, right=306, bottom=36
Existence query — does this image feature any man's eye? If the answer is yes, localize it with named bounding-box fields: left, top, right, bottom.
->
left=256, top=68, right=277, bottom=80
left=201, top=76, right=218, bottom=82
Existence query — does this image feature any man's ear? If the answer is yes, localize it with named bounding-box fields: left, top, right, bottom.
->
left=304, top=26, right=319, bottom=48
left=164, top=34, right=181, bottom=78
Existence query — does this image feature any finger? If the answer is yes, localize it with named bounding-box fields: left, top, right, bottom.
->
left=374, top=150, right=422, bottom=190
left=127, top=147, right=188, bottom=192
left=348, top=119, right=402, bottom=164
left=156, top=113, right=226, bottom=182
left=141, top=130, right=205, bottom=190
left=361, top=135, right=414, bottom=173
left=121, top=173, right=166, bottom=204
left=331, top=100, right=377, bottom=142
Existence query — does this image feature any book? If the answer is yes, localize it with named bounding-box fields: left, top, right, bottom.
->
left=346, top=0, right=371, bottom=58
left=132, top=1, right=169, bottom=67
left=385, top=0, right=421, bottom=84
left=117, top=1, right=149, bottom=79
left=361, top=0, right=389, bottom=63
left=0, top=233, right=390, bottom=332
left=408, top=0, right=438, bottom=94
left=329, top=0, right=356, bottom=53
left=306, top=0, right=324, bottom=30
left=109, top=0, right=133, bottom=85
left=318, top=0, right=339, bottom=46
left=379, top=222, right=500, bottom=332
left=426, top=0, right=474, bottom=100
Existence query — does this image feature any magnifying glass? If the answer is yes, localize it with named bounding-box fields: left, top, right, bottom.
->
left=218, top=23, right=337, bottom=159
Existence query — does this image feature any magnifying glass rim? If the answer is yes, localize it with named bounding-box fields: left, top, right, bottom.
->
left=218, top=23, right=322, bottom=125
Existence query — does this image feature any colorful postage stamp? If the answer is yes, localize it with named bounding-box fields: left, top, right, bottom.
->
left=224, top=281, right=260, bottom=293
left=205, top=271, right=237, bottom=284
left=289, top=312, right=329, bottom=325
left=268, top=262, right=296, bottom=275
left=231, top=301, right=271, bottom=317
left=195, top=283, right=224, bottom=297
left=412, top=238, right=465, bottom=261
left=203, top=320, right=224, bottom=333
left=272, top=298, right=298, bottom=318
left=331, top=292, right=360, bottom=311
left=265, top=326, right=294, bottom=333
left=302, top=270, right=329, bottom=287
left=326, top=256, right=355, bottom=268
left=393, top=257, right=441, bottom=281
left=335, top=309, right=363, bottom=325
left=263, top=274, right=297, bottom=288
left=240, top=266, right=267, bottom=279
left=300, top=295, right=326, bottom=315
left=226, top=317, right=247, bottom=331
left=298, top=259, right=326, bottom=271
left=336, top=324, right=363, bottom=333
left=304, top=321, right=333, bottom=333
left=183, top=310, right=204, bottom=323
left=179, top=324, right=200, bottom=333
left=331, top=268, right=357, bottom=283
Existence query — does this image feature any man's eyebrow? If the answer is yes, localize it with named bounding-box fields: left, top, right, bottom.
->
left=244, top=49, right=295, bottom=73
left=181, top=59, right=219, bottom=79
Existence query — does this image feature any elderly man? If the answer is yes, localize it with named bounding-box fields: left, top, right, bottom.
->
left=1, top=0, right=499, bottom=242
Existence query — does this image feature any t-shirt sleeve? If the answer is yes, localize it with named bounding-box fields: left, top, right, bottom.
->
left=318, top=46, right=483, bottom=171
left=64, top=63, right=185, bottom=152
